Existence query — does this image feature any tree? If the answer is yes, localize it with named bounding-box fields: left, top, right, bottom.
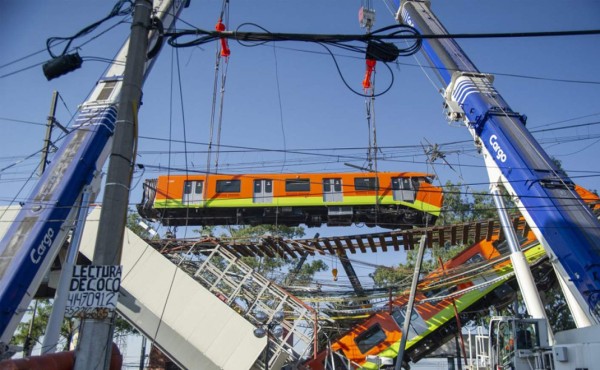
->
left=542, top=284, right=576, bottom=332
left=437, top=181, right=472, bottom=225
left=11, top=299, right=77, bottom=353
left=437, top=181, right=515, bottom=226
left=223, top=224, right=310, bottom=281
left=370, top=242, right=464, bottom=288
left=372, top=180, right=508, bottom=287
left=127, top=208, right=157, bottom=240
left=291, top=259, right=329, bottom=285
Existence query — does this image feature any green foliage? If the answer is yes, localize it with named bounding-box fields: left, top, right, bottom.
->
left=372, top=180, right=504, bottom=288
left=11, top=301, right=138, bottom=354
left=11, top=299, right=77, bottom=353
left=222, top=224, right=325, bottom=283
left=543, top=284, right=576, bottom=332
left=241, top=255, right=287, bottom=278
left=437, top=181, right=517, bottom=227
left=224, top=224, right=305, bottom=241
left=290, top=259, right=329, bottom=285
left=371, top=243, right=464, bottom=288
left=370, top=265, right=412, bottom=288
left=127, top=209, right=157, bottom=239
left=437, top=181, right=472, bottom=224
left=193, top=225, right=217, bottom=237
left=11, top=300, right=50, bottom=352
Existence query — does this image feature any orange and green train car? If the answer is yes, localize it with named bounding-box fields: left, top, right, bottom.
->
left=303, top=232, right=550, bottom=370
left=137, top=172, right=443, bottom=228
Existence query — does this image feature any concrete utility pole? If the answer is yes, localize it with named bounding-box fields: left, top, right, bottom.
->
left=73, top=1, right=152, bottom=369
left=395, top=235, right=427, bottom=370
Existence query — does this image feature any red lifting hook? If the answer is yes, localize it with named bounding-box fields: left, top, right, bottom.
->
left=362, top=58, right=376, bottom=89
left=215, top=19, right=230, bottom=57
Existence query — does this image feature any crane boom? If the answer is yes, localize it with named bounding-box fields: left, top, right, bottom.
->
left=395, top=0, right=600, bottom=323
left=0, top=0, right=188, bottom=345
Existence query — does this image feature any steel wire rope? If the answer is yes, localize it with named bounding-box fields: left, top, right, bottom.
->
left=213, top=46, right=229, bottom=174
left=399, top=26, right=490, bottom=222
left=155, top=34, right=178, bottom=239
left=205, top=10, right=228, bottom=176
left=174, top=28, right=193, bottom=238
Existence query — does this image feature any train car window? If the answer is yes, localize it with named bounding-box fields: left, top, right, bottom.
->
left=392, top=177, right=412, bottom=190
left=354, top=324, right=386, bottom=354
left=286, top=179, right=310, bottom=192
left=465, top=253, right=484, bottom=265
left=324, top=178, right=342, bottom=192
left=354, top=177, right=378, bottom=191
left=216, top=180, right=241, bottom=193
left=184, top=180, right=203, bottom=195
left=411, top=177, right=422, bottom=191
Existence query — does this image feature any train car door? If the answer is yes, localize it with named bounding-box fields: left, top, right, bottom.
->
left=183, top=180, right=203, bottom=205
left=253, top=179, right=273, bottom=203
left=392, top=177, right=415, bottom=202
left=323, top=178, right=343, bottom=202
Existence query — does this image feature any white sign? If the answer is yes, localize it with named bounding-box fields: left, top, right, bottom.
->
left=66, top=265, right=122, bottom=318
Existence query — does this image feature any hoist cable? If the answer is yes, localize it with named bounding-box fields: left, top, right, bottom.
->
left=214, top=4, right=230, bottom=173
left=206, top=0, right=230, bottom=175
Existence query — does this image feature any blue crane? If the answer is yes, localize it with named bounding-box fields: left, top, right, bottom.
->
left=394, top=0, right=600, bottom=324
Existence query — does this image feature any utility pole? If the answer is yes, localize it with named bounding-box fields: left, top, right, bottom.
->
left=395, top=235, right=427, bottom=370
left=139, top=336, right=147, bottom=370
left=73, top=1, right=152, bottom=369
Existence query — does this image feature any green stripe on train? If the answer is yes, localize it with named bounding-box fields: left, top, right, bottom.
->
left=153, top=195, right=441, bottom=215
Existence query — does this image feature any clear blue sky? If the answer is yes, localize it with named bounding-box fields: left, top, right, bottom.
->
left=1, top=0, right=600, bottom=290
left=1, top=0, right=599, bottom=365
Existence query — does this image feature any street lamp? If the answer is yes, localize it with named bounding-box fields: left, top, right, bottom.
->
left=253, top=310, right=284, bottom=370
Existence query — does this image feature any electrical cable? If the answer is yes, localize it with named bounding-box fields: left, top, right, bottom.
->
left=45, top=0, right=133, bottom=58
